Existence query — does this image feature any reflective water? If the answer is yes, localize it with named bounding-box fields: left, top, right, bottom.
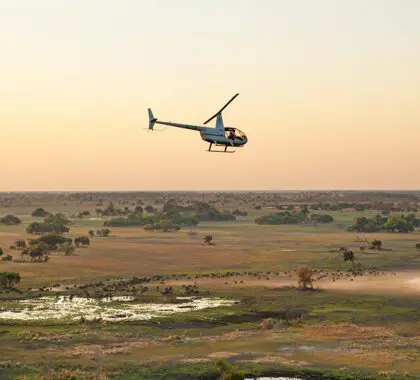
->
left=0, top=296, right=235, bottom=322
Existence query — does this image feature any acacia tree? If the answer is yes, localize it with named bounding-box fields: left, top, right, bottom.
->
left=0, top=272, right=21, bottom=289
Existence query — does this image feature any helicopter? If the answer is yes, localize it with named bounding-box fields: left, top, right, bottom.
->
left=147, top=93, right=247, bottom=153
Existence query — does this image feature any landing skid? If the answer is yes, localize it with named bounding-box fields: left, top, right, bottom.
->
left=207, top=143, right=235, bottom=153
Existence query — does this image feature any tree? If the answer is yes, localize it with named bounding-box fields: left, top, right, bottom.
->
left=0, top=272, right=21, bottom=289
left=297, top=267, right=314, bottom=290
left=31, top=208, right=51, bottom=217
left=0, top=215, right=22, bottom=225
left=38, top=234, right=71, bottom=249
left=370, top=240, right=382, bottom=250
left=20, top=243, right=49, bottom=263
left=204, top=235, right=213, bottom=245
left=145, top=205, right=156, bottom=213
left=0, top=248, right=3, bottom=256
left=343, top=249, right=355, bottom=263
left=384, top=216, right=414, bottom=233
left=88, top=230, right=95, bottom=237
left=15, top=239, right=26, bottom=250
left=106, top=201, right=115, bottom=213
left=134, top=205, right=143, bottom=214
left=65, top=245, right=76, bottom=256
left=97, top=228, right=111, bottom=237
left=75, top=236, right=90, bottom=247
left=416, top=243, right=420, bottom=250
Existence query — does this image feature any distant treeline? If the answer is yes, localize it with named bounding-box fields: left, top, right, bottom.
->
left=255, top=209, right=334, bottom=225
left=104, top=201, right=236, bottom=231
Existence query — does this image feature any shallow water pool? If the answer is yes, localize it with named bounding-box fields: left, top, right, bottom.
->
left=0, top=296, right=235, bottom=322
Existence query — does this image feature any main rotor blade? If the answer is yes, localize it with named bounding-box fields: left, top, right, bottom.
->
left=203, top=93, right=239, bottom=125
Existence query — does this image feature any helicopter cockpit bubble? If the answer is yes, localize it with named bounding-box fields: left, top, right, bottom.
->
left=225, top=127, right=246, bottom=141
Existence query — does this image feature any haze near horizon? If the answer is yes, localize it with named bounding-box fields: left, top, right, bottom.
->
left=1, top=0, right=419, bottom=191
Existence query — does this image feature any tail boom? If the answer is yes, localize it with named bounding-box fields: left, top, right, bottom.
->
left=148, top=108, right=157, bottom=130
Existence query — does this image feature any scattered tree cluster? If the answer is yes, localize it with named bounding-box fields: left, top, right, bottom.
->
left=193, top=202, right=236, bottom=221
left=27, top=213, right=71, bottom=235
left=104, top=201, right=201, bottom=232
left=75, top=210, right=91, bottom=218
left=348, top=213, right=418, bottom=233
left=255, top=207, right=333, bottom=226
left=21, top=243, right=50, bottom=262
left=96, top=202, right=132, bottom=217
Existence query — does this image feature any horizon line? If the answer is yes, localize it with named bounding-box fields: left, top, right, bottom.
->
left=1, top=189, right=419, bottom=193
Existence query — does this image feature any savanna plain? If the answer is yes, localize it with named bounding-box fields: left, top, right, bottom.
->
left=1, top=191, right=420, bottom=380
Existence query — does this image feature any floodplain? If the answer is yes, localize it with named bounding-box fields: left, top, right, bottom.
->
left=1, top=191, right=420, bottom=379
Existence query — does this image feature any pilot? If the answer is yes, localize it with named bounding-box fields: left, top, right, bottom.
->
left=228, top=130, right=236, bottom=139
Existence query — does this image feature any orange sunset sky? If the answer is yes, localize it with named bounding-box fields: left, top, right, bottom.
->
left=1, top=0, right=419, bottom=191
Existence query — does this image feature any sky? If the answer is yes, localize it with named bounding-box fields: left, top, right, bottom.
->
left=1, top=0, right=419, bottom=191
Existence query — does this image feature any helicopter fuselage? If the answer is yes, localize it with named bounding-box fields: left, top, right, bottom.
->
left=147, top=93, right=247, bottom=152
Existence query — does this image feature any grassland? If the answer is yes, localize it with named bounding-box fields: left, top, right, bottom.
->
left=1, top=192, right=420, bottom=379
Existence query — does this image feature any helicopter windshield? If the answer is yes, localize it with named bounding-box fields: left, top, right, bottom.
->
left=225, top=128, right=246, bottom=140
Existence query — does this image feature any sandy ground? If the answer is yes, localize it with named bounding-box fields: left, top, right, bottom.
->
left=156, top=271, right=420, bottom=296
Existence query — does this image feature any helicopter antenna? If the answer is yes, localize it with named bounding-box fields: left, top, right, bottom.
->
left=203, top=93, right=239, bottom=125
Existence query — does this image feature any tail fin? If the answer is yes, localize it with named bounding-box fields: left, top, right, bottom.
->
left=148, top=108, right=157, bottom=130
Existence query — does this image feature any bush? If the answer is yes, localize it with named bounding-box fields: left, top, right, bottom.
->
left=310, top=214, right=334, bottom=223
left=343, top=249, right=355, bottom=262
left=0, top=215, right=21, bottom=225
left=296, top=267, right=313, bottom=289
left=370, top=240, right=382, bottom=250
left=416, top=243, right=420, bottom=250
left=204, top=235, right=213, bottom=244
left=75, top=236, right=90, bottom=247
left=259, top=318, right=275, bottom=329
left=1, top=255, right=13, bottom=262
left=97, top=228, right=111, bottom=237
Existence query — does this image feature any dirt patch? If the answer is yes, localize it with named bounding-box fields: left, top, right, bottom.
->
left=208, top=351, right=238, bottom=358
left=303, top=323, right=394, bottom=341
left=238, top=355, right=307, bottom=367
left=179, top=358, right=211, bottom=363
